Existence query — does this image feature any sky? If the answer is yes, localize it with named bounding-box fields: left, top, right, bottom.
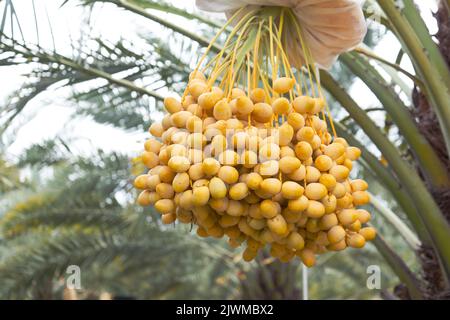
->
left=0, top=0, right=439, bottom=161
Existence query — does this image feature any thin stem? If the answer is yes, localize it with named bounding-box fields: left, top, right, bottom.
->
left=353, top=46, right=423, bottom=87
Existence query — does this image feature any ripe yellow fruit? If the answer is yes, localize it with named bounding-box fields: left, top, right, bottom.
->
left=337, top=193, right=353, bottom=209
left=293, top=96, right=315, bottom=114
left=197, top=226, right=208, bottom=238
left=177, top=208, right=193, bottom=224
left=319, top=213, right=338, bottom=230
left=241, top=150, right=258, bottom=168
left=149, top=122, right=164, bottom=137
left=161, top=213, right=177, bottom=224
left=211, top=135, right=227, bottom=155
left=248, top=218, right=266, bottom=230
left=156, top=183, right=175, bottom=199
left=192, top=186, right=210, bottom=206
left=188, top=163, right=205, bottom=181
left=210, top=197, right=229, bottom=212
left=324, top=143, right=345, bottom=160
left=155, top=199, right=175, bottom=214
left=356, top=209, right=371, bottom=224
left=288, top=165, right=306, bottom=181
left=343, top=158, right=353, bottom=170
left=188, top=149, right=203, bottom=164
left=185, top=115, right=203, bottom=133
left=327, top=225, right=346, bottom=244
left=328, top=239, right=347, bottom=251
left=161, top=115, right=173, bottom=130
left=242, top=247, right=258, bottom=262
left=287, top=232, right=305, bottom=250
left=189, top=70, right=206, bottom=81
left=337, top=209, right=358, bottom=225
left=295, top=141, right=313, bottom=160
left=250, top=88, right=266, bottom=103
left=359, top=227, right=377, bottom=241
left=332, top=183, right=346, bottom=198
left=259, top=160, right=279, bottom=176
left=260, top=199, right=281, bottom=219
left=259, top=143, right=280, bottom=161
left=137, top=70, right=374, bottom=264
left=218, top=150, right=239, bottom=166
left=168, top=144, right=187, bottom=157
left=231, top=87, right=246, bottom=99
left=350, top=179, right=368, bottom=192
left=202, top=158, right=220, bottom=176
left=198, top=92, right=217, bottom=111
left=158, top=166, right=176, bottom=183
left=158, top=148, right=170, bottom=165
left=229, top=182, right=249, bottom=200
left=310, top=135, right=322, bottom=150
left=208, top=225, right=225, bottom=238
left=288, top=195, right=309, bottom=212
left=279, top=156, right=301, bottom=174
left=225, top=225, right=241, bottom=239
left=260, top=178, right=282, bottom=195
left=297, top=127, right=315, bottom=142
left=137, top=190, right=152, bottom=206
left=330, top=165, right=350, bottom=181
left=218, top=166, right=239, bottom=184
left=171, top=111, right=191, bottom=128
left=213, top=99, right=232, bottom=120
left=287, top=112, right=305, bottom=130
left=236, top=96, right=254, bottom=115
left=243, top=172, right=261, bottom=190
left=322, top=194, right=337, bottom=214
left=282, top=208, right=302, bottom=223
left=186, top=103, right=203, bottom=117
left=134, top=174, right=149, bottom=190
left=164, top=97, right=182, bottom=114
left=352, top=191, right=370, bottom=206
left=346, top=146, right=361, bottom=161
left=347, top=233, right=366, bottom=248
left=188, top=133, right=207, bottom=150
left=349, top=220, right=361, bottom=232
left=312, top=98, right=325, bottom=114
left=168, top=156, right=190, bottom=173
left=306, top=200, right=326, bottom=218
left=299, top=248, right=316, bottom=267
left=142, top=151, right=159, bottom=169
left=278, top=123, right=294, bottom=146
left=144, top=139, right=162, bottom=154
left=272, top=97, right=291, bottom=115
left=232, top=132, right=249, bottom=150
left=267, top=214, right=288, bottom=236
left=172, top=173, right=190, bottom=193
left=314, top=155, right=333, bottom=172
left=188, top=79, right=208, bottom=99
left=273, top=77, right=295, bottom=94
left=226, top=118, right=244, bottom=130
left=305, top=183, right=328, bottom=200
left=252, top=103, right=273, bottom=123
left=228, top=201, right=247, bottom=217
left=219, top=214, right=240, bottom=228
left=319, top=174, right=337, bottom=191
left=281, top=181, right=304, bottom=200
left=179, top=190, right=193, bottom=209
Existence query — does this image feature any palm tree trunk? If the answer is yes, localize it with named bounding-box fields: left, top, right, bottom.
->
left=412, top=1, right=450, bottom=299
